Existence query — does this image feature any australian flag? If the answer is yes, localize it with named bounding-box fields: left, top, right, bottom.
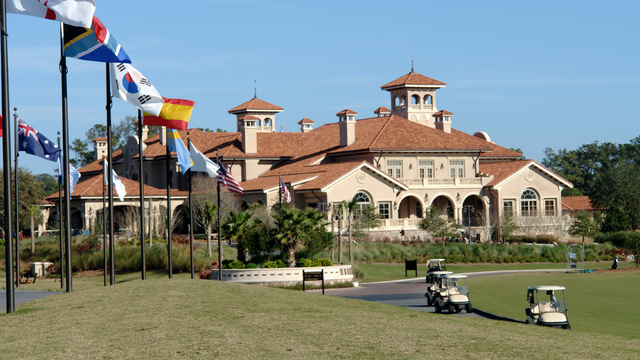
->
left=18, top=119, right=61, bottom=162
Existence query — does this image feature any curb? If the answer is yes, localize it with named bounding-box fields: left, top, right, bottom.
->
left=472, top=307, right=525, bottom=324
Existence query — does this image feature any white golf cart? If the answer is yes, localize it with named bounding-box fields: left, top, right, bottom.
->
left=424, top=271, right=452, bottom=306
left=525, top=286, right=571, bottom=330
left=433, top=274, right=472, bottom=314
left=425, top=258, right=446, bottom=283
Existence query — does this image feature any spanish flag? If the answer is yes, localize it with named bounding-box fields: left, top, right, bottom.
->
left=143, top=97, right=195, bottom=130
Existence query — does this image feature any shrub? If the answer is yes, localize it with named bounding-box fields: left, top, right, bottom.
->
left=264, top=259, right=286, bottom=268
left=316, top=258, right=333, bottom=266
left=246, top=263, right=257, bottom=269
left=199, top=269, right=211, bottom=279
left=297, top=258, right=315, bottom=267
left=352, top=265, right=366, bottom=280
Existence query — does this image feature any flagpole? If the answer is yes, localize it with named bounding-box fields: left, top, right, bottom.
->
left=56, top=134, right=64, bottom=290
left=188, top=134, right=194, bottom=279
left=105, top=63, right=115, bottom=286
left=166, top=127, right=172, bottom=278
left=103, top=179, right=106, bottom=286
left=59, top=23, right=72, bottom=292
left=278, top=174, right=282, bottom=227
left=216, top=150, right=222, bottom=281
left=138, top=109, right=146, bottom=280
left=13, top=108, right=19, bottom=288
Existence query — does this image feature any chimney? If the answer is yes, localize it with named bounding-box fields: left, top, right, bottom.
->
left=142, top=125, right=149, bottom=143
left=159, top=126, right=168, bottom=146
left=337, top=109, right=357, bottom=147
left=433, top=110, right=452, bottom=134
left=298, top=118, right=314, bottom=133
left=240, top=115, right=259, bottom=154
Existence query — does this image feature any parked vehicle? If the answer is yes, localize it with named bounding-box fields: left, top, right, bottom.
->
left=425, top=258, right=446, bottom=283
left=425, top=271, right=452, bottom=306
left=525, top=286, right=571, bottom=330
left=433, top=274, right=472, bottom=314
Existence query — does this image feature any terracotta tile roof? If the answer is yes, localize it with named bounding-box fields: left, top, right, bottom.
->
left=78, top=149, right=124, bottom=175
left=381, top=71, right=446, bottom=89
left=562, top=196, right=596, bottom=211
left=298, top=118, right=314, bottom=124
left=480, top=160, right=572, bottom=188
left=449, top=129, right=523, bottom=158
left=92, top=136, right=107, bottom=142
left=374, top=107, right=391, bottom=114
left=46, top=174, right=187, bottom=200
left=228, top=97, right=283, bottom=113
left=432, top=110, right=453, bottom=116
left=336, top=109, right=357, bottom=116
left=238, top=115, right=260, bottom=120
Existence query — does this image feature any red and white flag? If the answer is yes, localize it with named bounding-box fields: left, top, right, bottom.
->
left=216, top=159, right=243, bottom=195
left=280, top=177, right=291, bottom=203
left=8, top=0, right=96, bottom=27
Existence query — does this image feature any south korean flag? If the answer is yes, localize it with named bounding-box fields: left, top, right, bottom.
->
left=110, top=63, right=164, bottom=116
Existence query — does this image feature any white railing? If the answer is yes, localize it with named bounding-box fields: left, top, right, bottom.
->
left=390, top=219, right=405, bottom=227
left=410, top=104, right=421, bottom=109
left=422, top=104, right=433, bottom=110
left=399, top=178, right=484, bottom=188
left=459, top=178, right=482, bottom=185
left=428, top=178, right=455, bottom=186
left=399, top=178, right=425, bottom=187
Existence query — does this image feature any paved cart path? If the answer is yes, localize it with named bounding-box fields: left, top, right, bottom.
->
left=0, top=290, right=61, bottom=311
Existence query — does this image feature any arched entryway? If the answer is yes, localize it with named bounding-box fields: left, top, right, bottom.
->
left=431, top=195, right=454, bottom=219
left=461, top=195, right=485, bottom=227
left=398, top=195, right=423, bottom=219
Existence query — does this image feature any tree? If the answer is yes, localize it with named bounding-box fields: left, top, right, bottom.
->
left=274, top=208, right=328, bottom=267
left=418, top=206, right=460, bottom=242
left=35, top=173, right=59, bottom=196
left=342, top=197, right=358, bottom=263
left=509, top=148, right=526, bottom=160
left=202, top=200, right=217, bottom=257
left=27, top=205, right=43, bottom=254
left=352, top=204, right=383, bottom=241
left=568, top=211, right=599, bottom=247
left=590, top=161, right=640, bottom=230
left=222, top=209, right=255, bottom=262
left=497, top=209, right=518, bottom=243
left=624, top=234, right=640, bottom=268
left=0, top=167, right=47, bottom=232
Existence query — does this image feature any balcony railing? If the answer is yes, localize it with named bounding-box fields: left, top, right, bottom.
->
left=398, top=177, right=482, bottom=188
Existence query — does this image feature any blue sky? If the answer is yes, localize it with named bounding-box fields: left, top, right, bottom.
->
left=4, top=0, right=640, bottom=174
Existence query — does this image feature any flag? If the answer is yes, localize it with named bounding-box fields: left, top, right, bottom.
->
left=189, top=143, right=219, bottom=178
left=18, top=119, right=61, bottom=162
left=111, top=63, right=163, bottom=116
left=103, top=158, right=108, bottom=186
left=143, top=98, right=195, bottom=130
left=280, top=177, right=291, bottom=203
left=8, top=0, right=95, bottom=27
left=168, top=130, right=193, bottom=175
left=217, top=159, right=243, bottom=195
left=64, top=16, right=131, bottom=64
left=112, top=170, right=126, bottom=202
left=69, top=163, right=81, bottom=195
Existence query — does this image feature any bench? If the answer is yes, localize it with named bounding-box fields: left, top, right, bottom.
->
left=19, top=273, right=38, bottom=284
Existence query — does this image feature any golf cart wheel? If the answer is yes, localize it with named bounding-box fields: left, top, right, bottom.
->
left=426, top=296, right=432, bottom=307
left=448, top=304, right=455, bottom=314
left=434, top=302, right=441, bottom=313
left=563, top=324, right=571, bottom=330
left=466, top=304, right=473, bottom=313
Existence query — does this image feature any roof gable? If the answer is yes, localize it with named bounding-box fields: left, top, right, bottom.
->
left=381, top=71, right=446, bottom=89
left=228, top=97, right=283, bottom=113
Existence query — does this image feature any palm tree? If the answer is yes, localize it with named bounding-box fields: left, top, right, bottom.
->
left=335, top=203, right=344, bottom=263
left=343, top=197, right=358, bottom=263
left=203, top=200, right=217, bottom=257
left=222, top=209, right=255, bottom=263
left=274, top=208, right=327, bottom=267
left=27, top=205, right=42, bottom=254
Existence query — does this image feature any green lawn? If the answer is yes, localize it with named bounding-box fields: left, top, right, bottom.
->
left=469, top=270, right=640, bottom=339
left=356, top=262, right=634, bottom=283
left=1, top=274, right=640, bottom=359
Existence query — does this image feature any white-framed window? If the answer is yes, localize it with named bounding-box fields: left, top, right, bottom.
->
left=418, top=160, right=434, bottom=179
left=544, top=199, right=556, bottom=216
left=353, top=192, right=371, bottom=215
left=503, top=200, right=515, bottom=215
left=378, top=202, right=390, bottom=219
left=449, top=160, right=465, bottom=178
left=386, top=160, right=402, bottom=178
left=521, top=189, right=538, bottom=217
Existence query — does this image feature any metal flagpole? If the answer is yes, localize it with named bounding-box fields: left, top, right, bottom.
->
left=138, top=109, right=146, bottom=280
left=59, top=23, right=72, bottom=292
left=102, top=177, right=106, bottom=286
left=105, top=63, right=115, bottom=286
left=57, top=134, right=64, bottom=289
left=13, top=108, right=19, bottom=288
left=166, top=127, right=172, bottom=278
left=216, top=150, right=222, bottom=281
left=188, top=134, right=194, bottom=279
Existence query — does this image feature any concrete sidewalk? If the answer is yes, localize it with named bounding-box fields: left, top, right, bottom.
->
left=0, top=290, right=60, bottom=312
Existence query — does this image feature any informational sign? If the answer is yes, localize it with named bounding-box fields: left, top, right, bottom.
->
left=303, top=270, right=324, bottom=294
left=405, top=259, right=418, bottom=277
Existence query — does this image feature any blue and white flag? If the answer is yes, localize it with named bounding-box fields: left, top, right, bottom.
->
left=18, top=119, right=61, bottom=162
left=189, top=142, right=219, bottom=178
left=112, top=170, right=126, bottom=201
left=63, top=16, right=131, bottom=63
left=111, top=62, right=164, bottom=116
left=58, top=159, right=81, bottom=195
left=168, top=130, right=193, bottom=175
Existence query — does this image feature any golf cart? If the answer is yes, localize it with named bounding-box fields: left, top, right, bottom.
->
left=525, top=286, right=571, bottom=330
left=425, top=258, right=447, bottom=283
left=433, top=274, right=472, bottom=314
left=424, top=271, right=452, bottom=306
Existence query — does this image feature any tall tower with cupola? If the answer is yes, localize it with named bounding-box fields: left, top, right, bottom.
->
left=228, top=96, right=284, bottom=154
left=380, top=67, right=446, bottom=128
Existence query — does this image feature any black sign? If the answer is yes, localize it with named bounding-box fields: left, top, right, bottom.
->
left=405, top=259, right=418, bottom=277
left=303, top=270, right=325, bottom=294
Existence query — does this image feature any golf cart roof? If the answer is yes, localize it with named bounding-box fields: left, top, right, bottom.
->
left=428, top=259, right=446, bottom=262
left=431, top=271, right=452, bottom=276
left=443, top=274, right=467, bottom=279
left=528, top=286, right=565, bottom=291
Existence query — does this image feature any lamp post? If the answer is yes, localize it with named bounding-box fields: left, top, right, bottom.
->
left=463, top=205, right=474, bottom=244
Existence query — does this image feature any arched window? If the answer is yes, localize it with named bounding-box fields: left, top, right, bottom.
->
left=424, top=95, right=432, bottom=105
left=264, top=118, right=272, bottom=127
left=411, top=95, right=420, bottom=104
left=521, top=189, right=538, bottom=217
left=353, top=192, right=371, bottom=215
left=394, top=96, right=400, bottom=107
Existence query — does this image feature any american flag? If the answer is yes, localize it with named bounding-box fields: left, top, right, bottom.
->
left=280, top=177, right=291, bottom=203
left=217, top=159, right=243, bottom=194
